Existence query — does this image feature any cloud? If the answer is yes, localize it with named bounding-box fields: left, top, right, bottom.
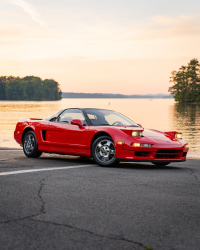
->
left=42, top=13, right=200, bottom=43
left=125, top=15, right=200, bottom=41
left=9, top=0, right=45, bottom=27
left=0, top=28, right=23, bottom=37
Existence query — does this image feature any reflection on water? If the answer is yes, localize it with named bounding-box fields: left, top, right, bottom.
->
left=171, top=103, right=200, bottom=158
left=0, top=99, right=199, bottom=158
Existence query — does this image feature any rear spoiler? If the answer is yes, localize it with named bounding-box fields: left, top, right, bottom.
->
left=30, top=118, right=43, bottom=120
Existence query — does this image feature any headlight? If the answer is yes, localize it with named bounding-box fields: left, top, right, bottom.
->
left=132, top=131, right=142, bottom=137
left=184, top=144, right=189, bottom=148
left=133, top=143, right=152, bottom=147
left=175, top=133, right=182, bottom=140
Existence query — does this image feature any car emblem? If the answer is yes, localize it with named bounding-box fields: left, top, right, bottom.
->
left=167, top=141, right=170, bottom=143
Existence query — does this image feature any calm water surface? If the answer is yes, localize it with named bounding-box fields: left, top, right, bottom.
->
left=0, top=99, right=200, bottom=158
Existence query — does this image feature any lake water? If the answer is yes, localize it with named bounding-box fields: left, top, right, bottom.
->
left=0, top=99, right=200, bottom=158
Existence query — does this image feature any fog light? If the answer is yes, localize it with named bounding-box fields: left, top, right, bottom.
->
left=175, top=133, right=182, bottom=139
left=184, top=144, right=189, bottom=148
left=141, top=144, right=152, bottom=147
left=133, top=143, right=140, bottom=147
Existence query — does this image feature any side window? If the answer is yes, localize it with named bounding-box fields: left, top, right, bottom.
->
left=87, top=113, right=99, bottom=125
left=57, top=109, right=87, bottom=125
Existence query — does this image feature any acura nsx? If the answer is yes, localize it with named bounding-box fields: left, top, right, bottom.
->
left=14, top=108, right=189, bottom=167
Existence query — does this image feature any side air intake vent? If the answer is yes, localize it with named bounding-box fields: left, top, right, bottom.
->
left=42, top=130, right=46, bottom=141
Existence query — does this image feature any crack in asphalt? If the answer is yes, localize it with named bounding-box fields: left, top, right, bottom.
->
left=33, top=178, right=153, bottom=249
left=1, top=177, right=153, bottom=250
left=38, top=178, right=46, bottom=214
left=0, top=178, right=46, bottom=225
left=29, top=218, right=153, bottom=250
left=0, top=214, right=40, bottom=225
left=189, top=168, right=198, bottom=181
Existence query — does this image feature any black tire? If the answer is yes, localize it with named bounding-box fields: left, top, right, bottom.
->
left=23, top=131, right=42, bottom=158
left=91, top=136, right=119, bottom=167
left=152, top=162, right=170, bottom=167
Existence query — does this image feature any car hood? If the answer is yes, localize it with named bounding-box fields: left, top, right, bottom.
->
left=116, top=127, right=184, bottom=146
left=142, top=128, right=184, bottom=146
left=143, top=128, right=166, bottom=138
left=99, top=126, right=185, bottom=147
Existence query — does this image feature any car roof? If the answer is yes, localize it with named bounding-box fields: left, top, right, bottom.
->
left=65, top=108, right=115, bottom=112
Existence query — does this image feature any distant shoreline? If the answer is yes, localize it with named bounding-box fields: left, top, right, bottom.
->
left=178, top=102, right=200, bottom=104
left=62, top=92, right=173, bottom=99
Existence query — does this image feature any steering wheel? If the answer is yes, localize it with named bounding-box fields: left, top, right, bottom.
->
left=112, top=121, right=124, bottom=126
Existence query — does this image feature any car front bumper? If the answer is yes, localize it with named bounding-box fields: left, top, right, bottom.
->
left=116, top=147, right=188, bottom=162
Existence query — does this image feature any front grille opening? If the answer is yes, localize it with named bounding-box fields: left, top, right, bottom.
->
left=135, top=152, right=148, bottom=157
left=155, top=149, right=183, bottom=159
left=182, top=152, right=187, bottom=157
left=155, top=154, right=176, bottom=159
left=157, top=149, right=180, bottom=154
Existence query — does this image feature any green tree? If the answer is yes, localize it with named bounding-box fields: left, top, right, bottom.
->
left=5, top=77, right=23, bottom=100
left=0, top=76, right=16, bottom=100
left=0, top=75, right=62, bottom=100
left=0, top=77, right=6, bottom=100
left=168, top=58, right=200, bottom=102
left=187, top=59, right=200, bottom=102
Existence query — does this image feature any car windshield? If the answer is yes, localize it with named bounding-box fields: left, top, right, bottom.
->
left=84, top=109, right=138, bottom=127
left=43, top=110, right=64, bottom=121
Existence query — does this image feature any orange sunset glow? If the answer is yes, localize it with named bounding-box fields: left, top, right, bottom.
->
left=1, top=0, right=200, bottom=94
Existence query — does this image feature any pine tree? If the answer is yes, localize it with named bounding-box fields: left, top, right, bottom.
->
left=168, top=58, right=200, bottom=102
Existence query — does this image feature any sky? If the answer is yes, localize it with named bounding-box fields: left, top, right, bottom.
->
left=0, top=0, right=200, bottom=94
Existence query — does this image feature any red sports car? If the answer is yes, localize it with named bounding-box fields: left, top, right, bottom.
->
left=14, top=108, right=189, bottom=167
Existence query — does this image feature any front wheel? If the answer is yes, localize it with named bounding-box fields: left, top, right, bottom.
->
left=23, top=131, right=42, bottom=158
left=152, top=162, right=170, bottom=167
left=91, top=136, right=119, bottom=167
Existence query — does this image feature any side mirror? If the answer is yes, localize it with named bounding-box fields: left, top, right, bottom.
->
left=137, top=123, right=142, bottom=127
left=71, top=119, right=83, bottom=128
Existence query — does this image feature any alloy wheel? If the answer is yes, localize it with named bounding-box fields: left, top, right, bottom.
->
left=95, top=139, right=115, bottom=163
left=24, top=134, right=35, bottom=154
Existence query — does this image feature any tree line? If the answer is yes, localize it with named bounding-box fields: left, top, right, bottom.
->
left=0, top=76, right=62, bottom=100
left=168, top=58, right=200, bottom=103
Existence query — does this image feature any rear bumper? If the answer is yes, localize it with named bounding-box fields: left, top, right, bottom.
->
left=116, top=147, right=188, bottom=162
left=14, top=130, right=22, bottom=145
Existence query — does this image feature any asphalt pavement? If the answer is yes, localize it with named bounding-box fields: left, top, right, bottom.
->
left=0, top=149, right=200, bottom=250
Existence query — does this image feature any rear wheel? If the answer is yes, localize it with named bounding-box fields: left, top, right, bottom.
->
left=23, top=131, right=42, bottom=158
left=91, top=136, right=118, bottom=167
left=152, top=162, right=170, bottom=167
